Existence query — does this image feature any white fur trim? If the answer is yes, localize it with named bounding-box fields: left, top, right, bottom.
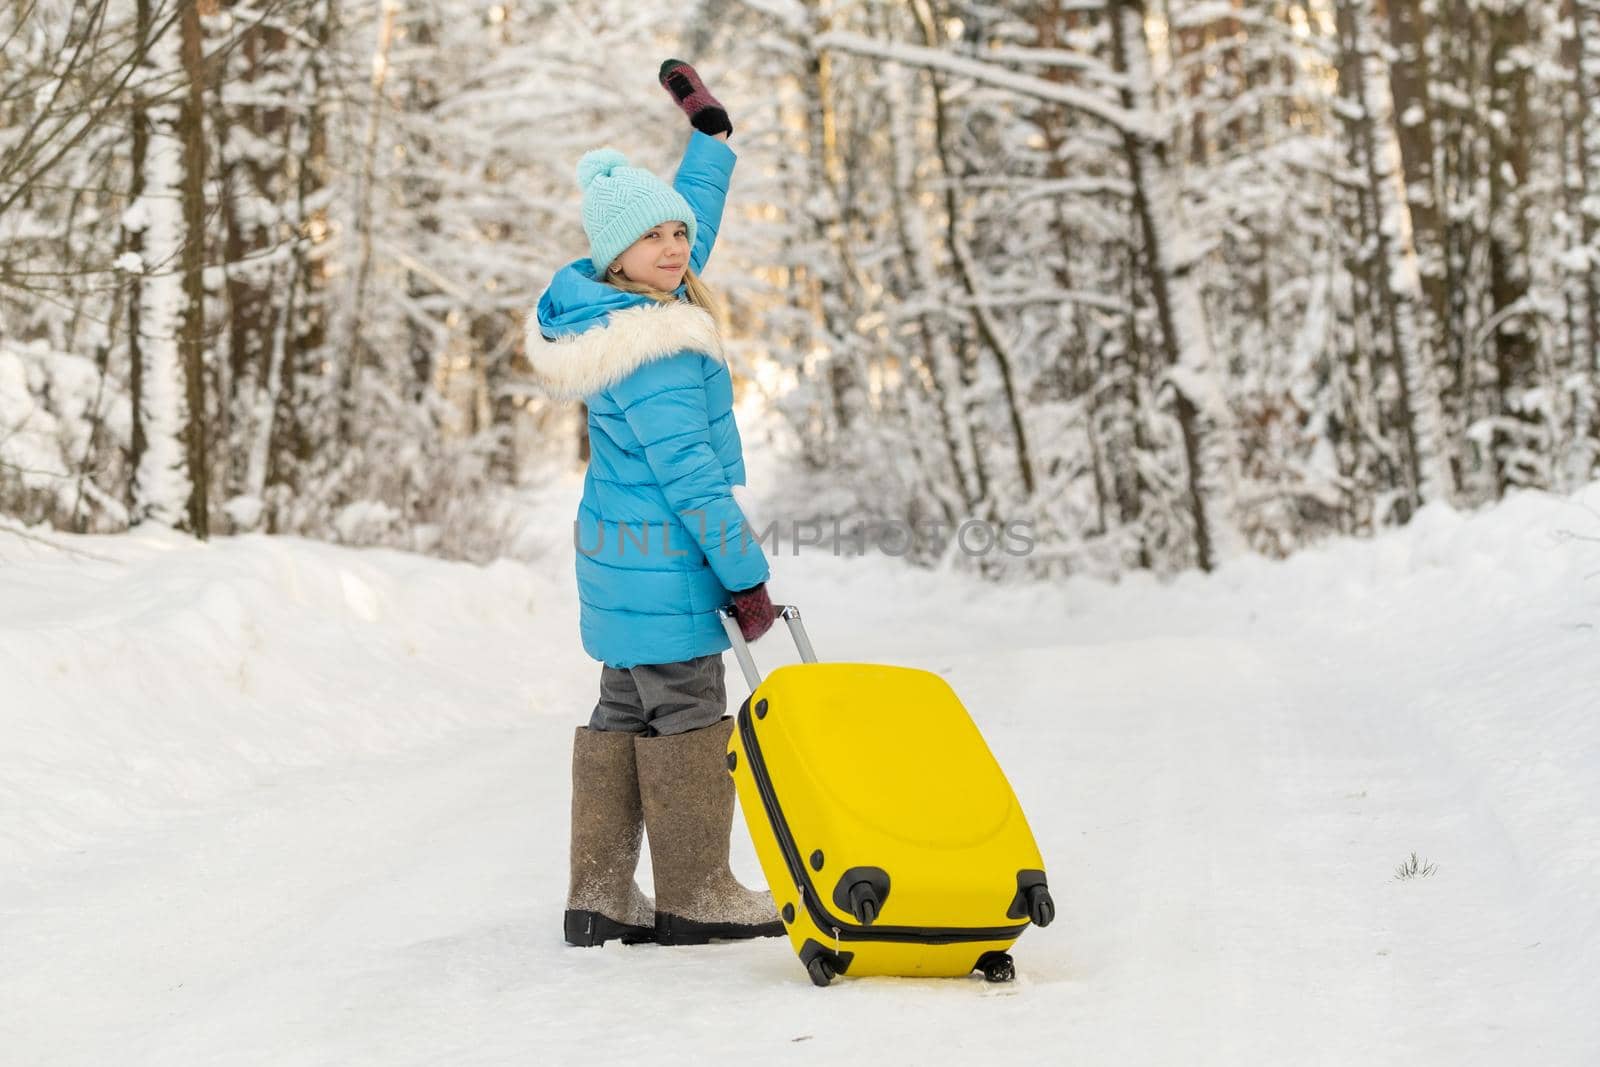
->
left=525, top=301, right=725, bottom=401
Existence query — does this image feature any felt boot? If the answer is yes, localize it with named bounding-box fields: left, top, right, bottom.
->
left=635, top=718, right=784, bottom=944
left=564, top=727, right=656, bottom=947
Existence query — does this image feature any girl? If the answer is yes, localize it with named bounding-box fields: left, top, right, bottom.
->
left=525, top=60, right=783, bottom=948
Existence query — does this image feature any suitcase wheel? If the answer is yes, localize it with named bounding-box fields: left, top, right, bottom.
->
left=847, top=881, right=880, bottom=925
left=976, top=951, right=1015, bottom=984
left=1009, top=871, right=1054, bottom=927
left=832, top=867, right=891, bottom=926
left=1027, top=885, right=1055, bottom=927
left=800, top=940, right=852, bottom=988
left=807, top=956, right=836, bottom=988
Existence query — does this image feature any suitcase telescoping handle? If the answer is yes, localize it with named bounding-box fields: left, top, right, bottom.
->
left=717, top=603, right=817, bottom=691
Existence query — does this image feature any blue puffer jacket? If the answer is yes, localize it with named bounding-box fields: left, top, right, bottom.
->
left=527, top=132, right=770, bottom=668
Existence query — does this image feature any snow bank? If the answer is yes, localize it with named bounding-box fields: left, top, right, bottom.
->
left=0, top=523, right=585, bottom=865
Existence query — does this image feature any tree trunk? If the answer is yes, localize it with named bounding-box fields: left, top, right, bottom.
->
left=1109, top=0, right=1242, bottom=571
left=878, top=24, right=976, bottom=516
left=908, top=0, right=991, bottom=509
left=1485, top=3, right=1541, bottom=491
left=1384, top=0, right=1456, bottom=448
left=1032, top=2, right=1139, bottom=536
left=216, top=9, right=283, bottom=507
left=126, top=0, right=151, bottom=513
left=130, top=0, right=194, bottom=528
left=1334, top=0, right=1454, bottom=511
left=264, top=0, right=336, bottom=528
left=795, top=0, right=860, bottom=460
left=911, top=0, right=1035, bottom=505
left=1565, top=0, right=1600, bottom=477
left=340, top=0, right=398, bottom=446
left=179, top=0, right=209, bottom=537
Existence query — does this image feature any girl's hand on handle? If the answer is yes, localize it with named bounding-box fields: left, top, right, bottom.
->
left=659, top=59, right=733, bottom=139
left=728, top=583, right=777, bottom=642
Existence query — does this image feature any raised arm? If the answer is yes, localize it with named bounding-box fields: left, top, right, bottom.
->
left=673, top=132, right=736, bottom=276
left=659, top=60, right=737, bottom=275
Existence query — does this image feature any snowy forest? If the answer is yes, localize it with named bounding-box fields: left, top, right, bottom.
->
left=4, top=0, right=1599, bottom=577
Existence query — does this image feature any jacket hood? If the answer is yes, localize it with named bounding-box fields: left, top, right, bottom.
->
left=526, top=258, right=723, bottom=401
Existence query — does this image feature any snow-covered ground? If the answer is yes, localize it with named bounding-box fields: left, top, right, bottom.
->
left=3, top=479, right=1599, bottom=1065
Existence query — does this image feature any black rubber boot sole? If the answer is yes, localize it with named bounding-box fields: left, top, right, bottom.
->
left=655, top=912, right=786, bottom=946
left=564, top=909, right=656, bottom=947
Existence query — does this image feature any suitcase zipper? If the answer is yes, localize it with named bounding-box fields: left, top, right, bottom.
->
left=737, top=701, right=1030, bottom=945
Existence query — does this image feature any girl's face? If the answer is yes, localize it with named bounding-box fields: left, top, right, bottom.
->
left=610, top=221, right=690, bottom=291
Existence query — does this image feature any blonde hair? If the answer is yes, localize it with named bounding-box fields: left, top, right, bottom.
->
left=603, top=266, right=724, bottom=328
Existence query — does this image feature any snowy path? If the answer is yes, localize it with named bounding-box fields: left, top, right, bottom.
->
left=3, top=488, right=1598, bottom=1064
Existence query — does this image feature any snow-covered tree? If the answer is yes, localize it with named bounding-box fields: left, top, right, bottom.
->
left=4, top=0, right=1599, bottom=576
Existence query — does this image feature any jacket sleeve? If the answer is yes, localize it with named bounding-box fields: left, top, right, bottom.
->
left=611, top=352, right=770, bottom=593
left=673, top=131, right=736, bottom=276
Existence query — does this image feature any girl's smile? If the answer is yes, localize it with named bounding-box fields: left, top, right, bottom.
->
left=614, top=223, right=692, bottom=287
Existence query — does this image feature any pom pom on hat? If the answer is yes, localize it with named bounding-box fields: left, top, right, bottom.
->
left=577, top=148, right=629, bottom=192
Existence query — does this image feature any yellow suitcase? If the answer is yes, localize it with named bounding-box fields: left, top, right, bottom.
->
left=719, top=605, right=1054, bottom=987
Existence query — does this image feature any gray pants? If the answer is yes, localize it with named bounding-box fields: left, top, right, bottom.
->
left=589, top=653, right=727, bottom=736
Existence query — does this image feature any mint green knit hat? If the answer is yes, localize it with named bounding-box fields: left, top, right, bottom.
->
left=577, top=148, right=697, bottom=280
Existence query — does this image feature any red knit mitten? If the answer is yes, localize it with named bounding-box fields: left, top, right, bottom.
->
left=659, top=59, right=733, bottom=138
left=729, top=583, right=777, bottom=642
